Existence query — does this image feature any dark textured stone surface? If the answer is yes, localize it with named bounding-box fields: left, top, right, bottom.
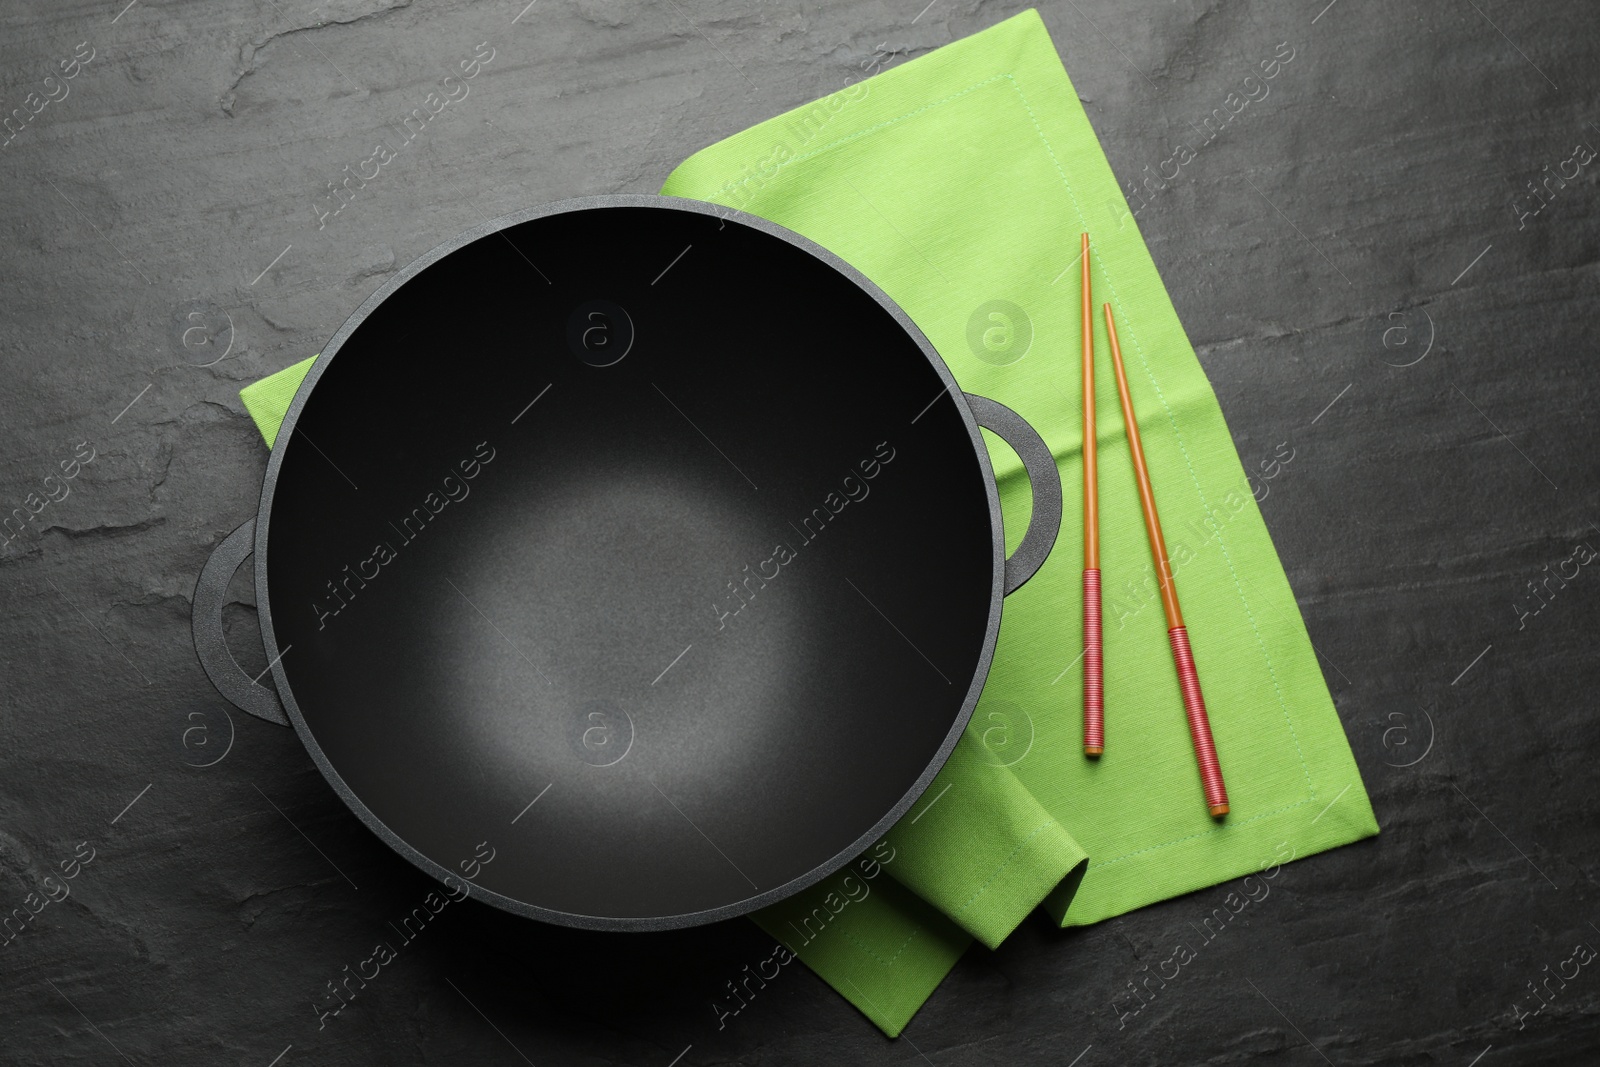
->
left=2, top=0, right=1598, bottom=1064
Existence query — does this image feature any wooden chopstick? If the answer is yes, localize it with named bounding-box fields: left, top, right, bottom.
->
left=1080, top=234, right=1104, bottom=757
left=1101, top=302, right=1230, bottom=819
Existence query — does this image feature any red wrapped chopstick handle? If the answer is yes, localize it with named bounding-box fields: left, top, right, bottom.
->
left=1083, top=569, right=1104, bottom=755
left=1168, top=625, right=1229, bottom=817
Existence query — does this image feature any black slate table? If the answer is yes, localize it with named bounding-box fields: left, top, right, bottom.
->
left=2, top=1, right=1597, bottom=1064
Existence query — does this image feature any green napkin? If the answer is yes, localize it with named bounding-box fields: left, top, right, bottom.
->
left=241, top=355, right=314, bottom=448
left=240, top=7, right=1377, bottom=1038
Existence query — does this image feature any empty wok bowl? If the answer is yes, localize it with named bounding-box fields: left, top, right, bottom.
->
left=192, top=193, right=1060, bottom=930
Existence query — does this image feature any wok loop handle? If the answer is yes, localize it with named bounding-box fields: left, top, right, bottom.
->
left=192, top=518, right=289, bottom=726
left=963, top=393, right=1062, bottom=596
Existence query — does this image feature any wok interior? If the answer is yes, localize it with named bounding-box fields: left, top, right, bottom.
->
left=266, top=204, right=998, bottom=922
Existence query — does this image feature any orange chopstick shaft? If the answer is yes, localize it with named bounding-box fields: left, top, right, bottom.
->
left=1082, top=234, right=1099, bottom=570
left=1081, top=234, right=1104, bottom=757
left=1102, top=303, right=1229, bottom=818
left=1102, top=304, right=1182, bottom=631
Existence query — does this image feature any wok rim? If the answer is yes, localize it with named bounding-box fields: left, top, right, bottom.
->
left=252, top=192, right=1008, bottom=931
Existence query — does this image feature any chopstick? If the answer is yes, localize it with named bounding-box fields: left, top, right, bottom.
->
left=1101, top=303, right=1230, bottom=819
left=1080, top=234, right=1104, bottom=757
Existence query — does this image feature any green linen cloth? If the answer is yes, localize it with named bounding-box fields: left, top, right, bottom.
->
left=240, top=7, right=1376, bottom=1038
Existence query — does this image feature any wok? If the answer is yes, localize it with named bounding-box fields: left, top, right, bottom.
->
left=192, top=194, right=1061, bottom=930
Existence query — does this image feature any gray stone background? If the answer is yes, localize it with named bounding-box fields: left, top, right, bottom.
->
left=2, top=0, right=1598, bottom=1063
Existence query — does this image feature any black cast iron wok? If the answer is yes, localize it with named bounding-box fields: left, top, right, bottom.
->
left=192, top=193, right=1061, bottom=931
